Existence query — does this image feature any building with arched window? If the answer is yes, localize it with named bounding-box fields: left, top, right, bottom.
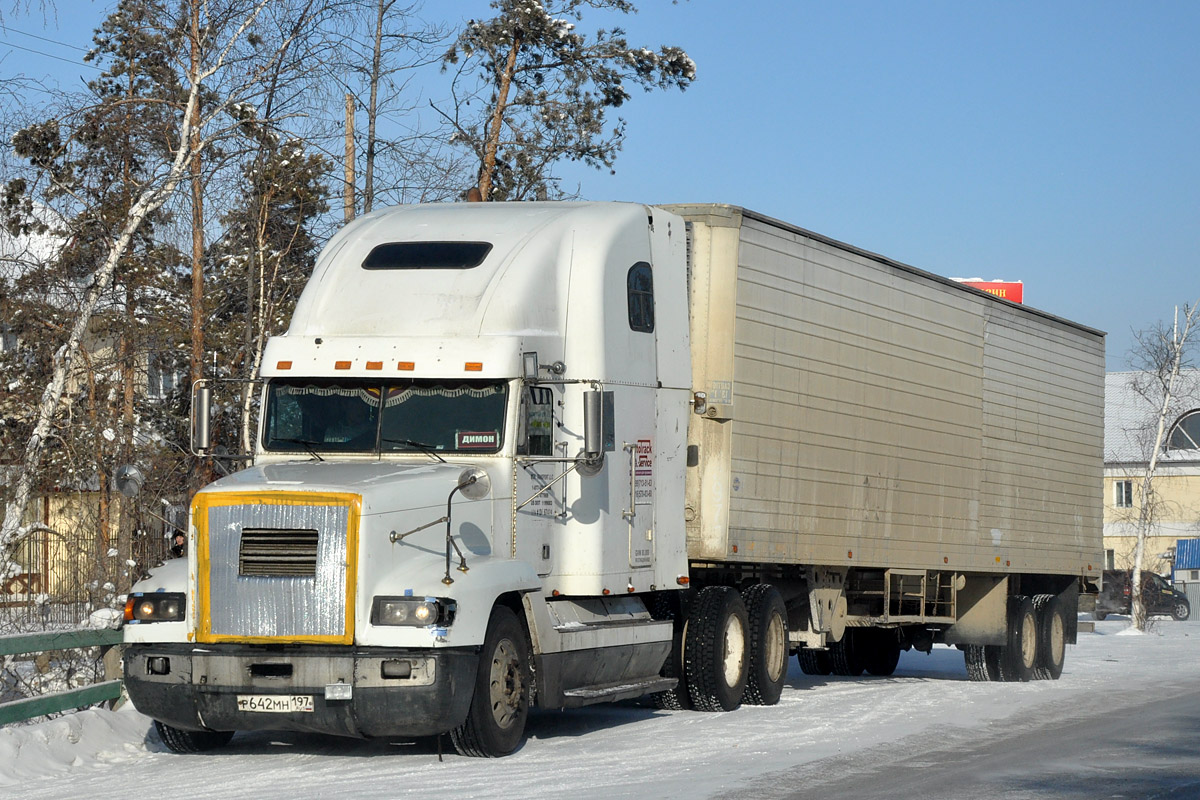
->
left=1104, top=370, right=1200, bottom=575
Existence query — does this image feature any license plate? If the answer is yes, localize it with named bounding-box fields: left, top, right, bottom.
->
left=236, top=694, right=314, bottom=713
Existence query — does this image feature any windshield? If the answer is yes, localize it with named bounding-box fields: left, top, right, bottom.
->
left=262, top=379, right=507, bottom=454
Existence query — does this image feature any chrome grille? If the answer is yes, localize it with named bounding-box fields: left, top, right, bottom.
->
left=239, top=528, right=319, bottom=577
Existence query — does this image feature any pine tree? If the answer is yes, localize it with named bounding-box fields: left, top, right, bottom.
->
left=440, top=0, right=696, bottom=200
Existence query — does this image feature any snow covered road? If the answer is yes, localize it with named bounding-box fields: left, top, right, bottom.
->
left=4, top=619, right=1198, bottom=799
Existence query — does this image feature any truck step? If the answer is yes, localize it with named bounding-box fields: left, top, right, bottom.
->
left=561, top=676, right=677, bottom=706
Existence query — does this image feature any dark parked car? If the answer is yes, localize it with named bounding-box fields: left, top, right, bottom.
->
left=1095, top=569, right=1191, bottom=621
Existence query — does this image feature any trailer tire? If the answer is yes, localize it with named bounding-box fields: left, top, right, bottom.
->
left=154, top=720, right=233, bottom=753
left=863, top=629, right=902, bottom=677
left=450, top=606, right=530, bottom=757
left=797, top=647, right=832, bottom=675
left=1093, top=610, right=1108, bottom=621
left=1000, top=595, right=1037, bottom=682
left=964, top=645, right=994, bottom=682
left=1032, top=594, right=1066, bottom=680
left=741, top=584, right=788, bottom=705
left=684, top=586, right=748, bottom=712
left=829, top=629, right=865, bottom=676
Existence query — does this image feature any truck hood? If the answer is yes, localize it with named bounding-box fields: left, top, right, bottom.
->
left=198, top=460, right=494, bottom=516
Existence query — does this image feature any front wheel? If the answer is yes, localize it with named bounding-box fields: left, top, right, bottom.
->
left=154, top=721, right=233, bottom=753
left=1173, top=601, right=1191, bottom=621
left=450, top=606, right=531, bottom=757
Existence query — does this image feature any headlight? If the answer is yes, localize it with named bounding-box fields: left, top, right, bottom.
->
left=124, top=592, right=186, bottom=623
left=372, top=596, right=454, bottom=627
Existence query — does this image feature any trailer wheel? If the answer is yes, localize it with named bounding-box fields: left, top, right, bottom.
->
left=1032, top=594, right=1066, bottom=680
left=964, top=645, right=994, bottom=682
left=1173, top=600, right=1191, bottom=621
left=154, top=720, right=233, bottom=753
left=797, top=647, right=832, bottom=675
left=684, top=586, right=748, bottom=712
left=450, top=605, right=530, bottom=757
left=1000, top=595, right=1037, bottom=682
left=863, top=629, right=902, bottom=676
left=741, top=584, right=788, bottom=705
left=829, top=629, right=865, bottom=676
left=1093, top=610, right=1108, bottom=621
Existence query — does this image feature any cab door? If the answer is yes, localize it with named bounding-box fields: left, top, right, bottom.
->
left=513, top=383, right=563, bottom=577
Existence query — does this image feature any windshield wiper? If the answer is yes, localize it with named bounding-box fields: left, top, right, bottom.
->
left=382, top=438, right=447, bottom=463
left=274, top=438, right=325, bottom=462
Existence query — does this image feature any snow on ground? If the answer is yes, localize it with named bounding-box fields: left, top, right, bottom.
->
left=4, top=617, right=1198, bottom=799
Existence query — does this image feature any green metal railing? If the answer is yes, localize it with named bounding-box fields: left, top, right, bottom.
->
left=0, top=628, right=123, bottom=725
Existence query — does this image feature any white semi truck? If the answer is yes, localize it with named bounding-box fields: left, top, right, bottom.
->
left=123, top=202, right=1104, bottom=756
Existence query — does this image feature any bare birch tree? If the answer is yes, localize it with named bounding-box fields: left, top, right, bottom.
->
left=0, top=0, right=325, bottom=557
left=1127, top=301, right=1200, bottom=630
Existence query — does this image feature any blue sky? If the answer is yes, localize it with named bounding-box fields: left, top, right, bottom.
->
left=4, top=1, right=1199, bottom=368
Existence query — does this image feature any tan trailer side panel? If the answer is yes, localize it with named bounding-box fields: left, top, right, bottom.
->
left=669, top=204, right=1103, bottom=579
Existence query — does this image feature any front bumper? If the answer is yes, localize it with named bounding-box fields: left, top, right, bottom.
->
left=124, top=643, right=477, bottom=738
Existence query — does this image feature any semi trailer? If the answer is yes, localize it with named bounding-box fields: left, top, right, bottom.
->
left=123, top=202, right=1104, bottom=756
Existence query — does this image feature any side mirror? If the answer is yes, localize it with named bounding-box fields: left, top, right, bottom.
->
left=191, top=381, right=212, bottom=455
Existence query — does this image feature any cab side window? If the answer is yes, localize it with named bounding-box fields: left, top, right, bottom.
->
left=627, top=262, right=654, bottom=333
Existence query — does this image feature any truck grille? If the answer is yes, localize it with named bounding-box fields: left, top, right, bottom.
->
left=239, top=529, right=319, bottom=577
left=200, top=495, right=357, bottom=642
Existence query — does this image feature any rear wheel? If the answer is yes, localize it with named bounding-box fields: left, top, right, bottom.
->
left=1173, top=600, right=1191, bottom=621
left=964, top=644, right=996, bottom=682
left=741, top=584, right=788, bottom=705
left=1000, top=595, right=1037, bottom=682
left=829, top=629, right=865, bottom=677
left=1032, top=594, right=1066, bottom=680
left=797, top=647, right=832, bottom=676
left=863, top=629, right=902, bottom=677
left=685, top=586, right=749, bottom=712
left=650, top=593, right=692, bottom=710
left=450, top=606, right=530, bottom=757
left=154, top=721, right=233, bottom=753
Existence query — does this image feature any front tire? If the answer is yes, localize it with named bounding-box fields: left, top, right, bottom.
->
left=741, top=584, right=788, bottom=705
left=684, top=586, right=749, bottom=712
left=450, top=606, right=530, bottom=757
left=1173, top=600, right=1191, bottom=621
left=154, top=721, right=233, bottom=753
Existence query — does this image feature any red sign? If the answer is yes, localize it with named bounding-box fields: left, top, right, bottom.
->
left=958, top=280, right=1023, bottom=304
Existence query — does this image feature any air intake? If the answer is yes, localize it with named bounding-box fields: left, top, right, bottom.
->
left=239, top=528, right=319, bottom=577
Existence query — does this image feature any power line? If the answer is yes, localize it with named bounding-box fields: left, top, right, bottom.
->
left=4, top=26, right=91, bottom=53
left=0, top=39, right=102, bottom=71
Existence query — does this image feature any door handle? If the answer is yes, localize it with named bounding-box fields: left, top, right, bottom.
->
left=622, top=442, right=636, bottom=521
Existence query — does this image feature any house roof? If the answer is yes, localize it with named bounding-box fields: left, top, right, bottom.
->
left=1106, top=369, right=1200, bottom=464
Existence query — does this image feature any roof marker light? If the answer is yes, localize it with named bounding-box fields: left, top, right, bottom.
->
left=465, top=362, right=483, bottom=372
left=367, top=361, right=383, bottom=370
left=335, top=360, right=352, bottom=370
left=276, top=361, right=292, bottom=370
left=398, top=361, right=415, bottom=371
